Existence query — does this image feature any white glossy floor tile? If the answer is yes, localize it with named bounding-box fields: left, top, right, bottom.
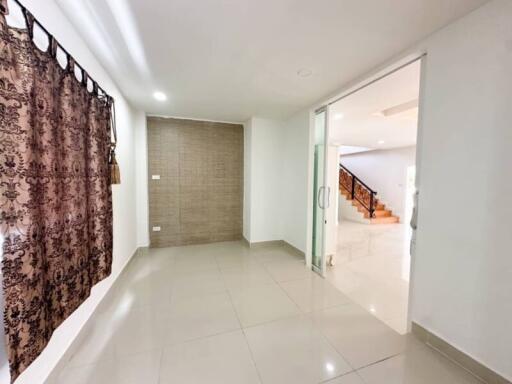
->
left=327, top=221, right=411, bottom=334
left=161, top=292, right=240, bottom=345
left=112, top=307, right=166, bottom=356
left=111, top=268, right=174, bottom=309
left=221, top=264, right=275, bottom=291
left=244, top=315, right=352, bottom=384
left=324, top=372, right=365, bottom=384
left=279, top=274, right=351, bottom=313
left=57, top=350, right=161, bottom=384
left=263, top=259, right=313, bottom=282
left=310, top=304, right=406, bottom=369
left=216, top=253, right=260, bottom=270
left=53, top=241, right=483, bottom=384
left=174, top=252, right=219, bottom=273
left=171, top=267, right=227, bottom=298
left=250, top=246, right=303, bottom=263
left=358, top=345, right=482, bottom=384
left=66, top=315, right=116, bottom=367
left=159, top=331, right=261, bottom=384
left=230, top=282, right=301, bottom=327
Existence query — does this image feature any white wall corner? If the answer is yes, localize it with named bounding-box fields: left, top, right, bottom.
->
left=135, top=113, right=150, bottom=247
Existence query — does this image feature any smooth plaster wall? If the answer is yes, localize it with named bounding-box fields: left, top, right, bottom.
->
left=135, top=114, right=150, bottom=247
left=2, top=1, right=143, bottom=382
left=410, top=0, right=512, bottom=379
left=281, top=110, right=312, bottom=252
left=243, top=117, right=284, bottom=243
left=243, top=118, right=252, bottom=241
left=277, top=0, right=512, bottom=378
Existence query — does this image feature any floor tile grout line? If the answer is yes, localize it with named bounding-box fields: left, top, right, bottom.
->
left=61, top=242, right=412, bottom=384
left=213, top=247, right=264, bottom=383
left=353, top=351, right=403, bottom=371
left=318, top=369, right=367, bottom=384
left=261, top=257, right=361, bottom=381
left=258, top=251, right=305, bottom=314
left=226, top=288, right=265, bottom=384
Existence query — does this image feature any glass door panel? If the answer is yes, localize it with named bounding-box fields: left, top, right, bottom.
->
left=312, top=108, right=328, bottom=276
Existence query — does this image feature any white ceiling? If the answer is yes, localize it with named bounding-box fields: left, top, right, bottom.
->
left=56, top=0, right=489, bottom=122
left=330, top=60, right=421, bottom=151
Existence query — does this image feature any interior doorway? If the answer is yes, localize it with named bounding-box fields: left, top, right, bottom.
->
left=311, top=59, right=422, bottom=334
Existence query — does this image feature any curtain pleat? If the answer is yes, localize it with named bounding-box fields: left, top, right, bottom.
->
left=0, top=11, right=113, bottom=382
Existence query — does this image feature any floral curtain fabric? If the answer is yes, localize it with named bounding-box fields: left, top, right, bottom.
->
left=0, top=8, right=113, bottom=382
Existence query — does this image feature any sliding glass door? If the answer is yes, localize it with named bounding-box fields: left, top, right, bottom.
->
left=312, top=107, right=329, bottom=276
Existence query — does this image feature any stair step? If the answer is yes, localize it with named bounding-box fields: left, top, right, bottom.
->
left=370, top=216, right=400, bottom=224
left=373, top=210, right=392, bottom=218
left=340, top=189, right=399, bottom=224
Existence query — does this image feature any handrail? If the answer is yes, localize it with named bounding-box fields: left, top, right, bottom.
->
left=339, top=163, right=377, bottom=218
left=339, top=164, right=376, bottom=195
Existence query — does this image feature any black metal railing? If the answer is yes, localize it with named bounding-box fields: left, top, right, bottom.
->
left=339, top=164, right=377, bottom=218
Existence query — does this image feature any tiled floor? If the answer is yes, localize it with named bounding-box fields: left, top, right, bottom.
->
left=50, top=241, right=481, bottom=384
left=327, top=221, right=411, bottom=334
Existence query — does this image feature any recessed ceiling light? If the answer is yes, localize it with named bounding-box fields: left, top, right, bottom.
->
left=153, top=91, right=167, bottom=101
left=297, top=68, right=313, bottom=78
left=334, top=113, right=344, bottom=120
left=378, top=140, right=385, bottom=145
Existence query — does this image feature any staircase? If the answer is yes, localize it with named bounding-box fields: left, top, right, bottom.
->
left=339, top=164, right=399, bottom=224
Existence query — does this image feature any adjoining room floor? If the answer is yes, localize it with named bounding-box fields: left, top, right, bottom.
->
left=51, top=241, right=479, bottom=384
left=327, top=220, right=411, bottom=334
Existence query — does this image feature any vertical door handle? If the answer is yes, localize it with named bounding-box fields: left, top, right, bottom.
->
left=317, top=186, right=325, bottom=209
left=326, top=187, right=331, bottom=209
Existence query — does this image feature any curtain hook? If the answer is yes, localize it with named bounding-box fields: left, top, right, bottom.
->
left=0, top=0, right=8, bottom=15
left=49, top=36, right=58, bottom=58
left=66, top=55, right=75, bottom=74
left=22, top=8, right=35, bottom=38
left=81, top=69, right=88, bottom=86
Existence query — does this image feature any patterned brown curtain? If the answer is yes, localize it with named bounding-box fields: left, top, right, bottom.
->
left=0, top=8, right=113, bottom=382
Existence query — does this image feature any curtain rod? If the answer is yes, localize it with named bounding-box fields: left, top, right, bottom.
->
left=8, top=0, right=113, bottom=102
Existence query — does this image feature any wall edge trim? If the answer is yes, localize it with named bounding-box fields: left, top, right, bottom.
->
left=243, top=238, right=306, bottom=258
left=411, top=322, right=511, bottom=384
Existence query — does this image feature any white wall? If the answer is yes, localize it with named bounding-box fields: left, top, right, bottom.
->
left=135, top=115, right=149, bottom=247
left=410, top=0, right=512, bottom=379
left=277, top=0, right=512, bottom=379
left=243, top=117, right=284, bottom=243
left=340, top=146, right=416, bottom=219
left=2, top=1, right=143, bottom=383
left=243, top=119, right=253, bottom=241
left=281, top=110, right=312, bottom=252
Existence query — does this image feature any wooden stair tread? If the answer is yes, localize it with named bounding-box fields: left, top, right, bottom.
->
left=370, top=216, right=400, bottom=224
left=340, top=188, right=400, bottom=224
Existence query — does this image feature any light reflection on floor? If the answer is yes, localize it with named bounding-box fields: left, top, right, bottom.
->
left=327, top=220, right=411, bottom=334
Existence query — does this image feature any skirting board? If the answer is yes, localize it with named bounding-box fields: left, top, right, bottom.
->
left=242, top=237, right=305, bottom=257
left=411, top=322, right=511, bottom=384
left=44, top=247, right=144, bottom=383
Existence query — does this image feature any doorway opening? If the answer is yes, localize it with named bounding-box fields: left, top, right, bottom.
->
left=311, top=59, right=422, bottom=334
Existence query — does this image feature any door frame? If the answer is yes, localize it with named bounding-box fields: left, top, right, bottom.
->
left=305, top=52, right=428, bottom=332
left=310, top=107, right=331, bottom=277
